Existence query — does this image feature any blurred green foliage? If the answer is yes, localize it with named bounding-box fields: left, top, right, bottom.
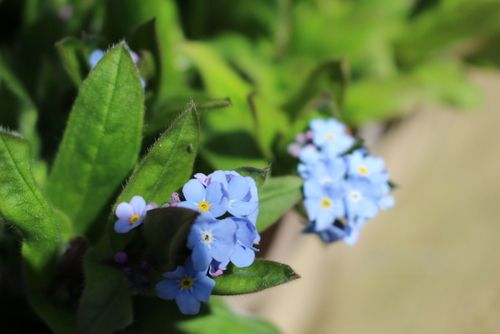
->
left=0, top=0, right=499, bottom=332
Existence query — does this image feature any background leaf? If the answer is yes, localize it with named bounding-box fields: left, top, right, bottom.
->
left=256, top=176, right=303, bottom=232
left=77, top=250, right=133, bottom=334
left=46, top=43, right=145, bottom=236
left=213, top=259, right=299, bottom=295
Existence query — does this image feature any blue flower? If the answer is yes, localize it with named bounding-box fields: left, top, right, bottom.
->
left=89, top=49, right=105, bottom=69
left=310, top=119, right=354, bottom=156
left=114, top=195, right=148, bottom=233
left=300, top=157, right=346, bottom=185
left=303, top=180, right=345, bottom=231
left=210, top=171, right=259, bottom=220
left=187, top=216, right=237, bottom=271
left=178, top=179, right=227, bottom=218
left=229, top=218, right=259, bottom=267
left=304, top=221, right=348, bottom=243
left=344, top=178, right=380, bottom=220
left=155, top=262, right=215, bottom=315
left=346, top=150, right=389, bottom=184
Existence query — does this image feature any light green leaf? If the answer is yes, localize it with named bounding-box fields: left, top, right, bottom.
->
left=77, top=249, right=133, bottom=334
left=213, top=260, right=299, bottom=295
left=257, top=176, right=303, bottom=232
left=116, top=103, right=199, bottom=206
left=46, top=43, right=144, bottom=236
left=0, top=130, right=60, bottom=269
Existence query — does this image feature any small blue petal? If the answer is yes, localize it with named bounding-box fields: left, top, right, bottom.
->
left=183, top=179, right=205, bottom=203
left=176, top=290, right=201, bottom=315
left=155, top=279, right=179, bottom=300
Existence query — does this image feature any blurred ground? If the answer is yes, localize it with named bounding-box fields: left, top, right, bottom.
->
left=228, top=69, right=500, bottom=334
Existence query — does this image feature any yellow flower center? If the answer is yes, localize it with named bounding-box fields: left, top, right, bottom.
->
left=358, top=166, right=369, bottom=175
left=324, top=133, right=335, bottom=141
left=320, top=198, right=332, bottom=209
left=128, top=213, right=141, bottom=224
left=197, top=200, right=211, bottom=212
left=179, top=276, right=194, bottom=289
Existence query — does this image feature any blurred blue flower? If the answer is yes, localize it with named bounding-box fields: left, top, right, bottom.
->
left=301, top=157, right=347, bottom=186
left=303, top=180, right=345, bottom=231
left=344, top=178, right=380, bottom=220
left=114, top=195, right=147, bottom=233
left=346, top=150, right=389, bottom=184
left=310, top=119, right=354, bottom=156
left=155, top=262, right=215, bottom=315
left=187, top=216, right=237, bottom=271
left=178, top=179, right=227, bottom=218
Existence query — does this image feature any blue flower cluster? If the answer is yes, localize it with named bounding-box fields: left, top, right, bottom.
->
left=113, top=170, right=260, bottom=315
left=151, top=171, right=260, bottom=314
left=155, top=170, right=260, bottom=314
left=289, top=118, right=395, bottom=245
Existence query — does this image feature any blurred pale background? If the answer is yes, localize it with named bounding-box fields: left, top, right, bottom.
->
left=228, top=69, right=500, bottom=334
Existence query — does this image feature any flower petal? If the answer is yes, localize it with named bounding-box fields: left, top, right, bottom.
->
left=114, top=220, right=133, bottom=233
left=115, top=203, right=133, bottom=220
left=192, top=273, right=215, bottom=302
left=130, top=196, right=146, bottom=214
left=228, top=200, right=258, bottom=217
left=155, top=279, right=179, bottom=300
left=191, top=244, right=211, bottom=271
left=230, top=245, right=255, bottom=268
left=176, top=291, right=201, bottom=315
left=227, top=176, right=250, bottom=200
left=182, top=179, right=205, bottom=202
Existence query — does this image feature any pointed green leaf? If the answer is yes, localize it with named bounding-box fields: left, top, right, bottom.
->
left=257, top=176, right=303, bottom=232
left=78, top=250, right=133, bottom=334
left=46, top=43, right=145, bottom=235
left=213, top=260, right=299, bottom=295
left=0, top=130, right=60, bottom=269
left=116, top=103, right=199, bottom=206
left=55, top=37, right=86, bottom=86
left=142, top=207, right=199, bottom=271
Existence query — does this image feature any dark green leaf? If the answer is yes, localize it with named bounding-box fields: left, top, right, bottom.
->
left=78, top=250, right=133, bottom=334
left=142, top=207, right=199, bottom=271
left=132, top=297, right=280, bottom=334
left=46, top=43, right=145, bottom=235
left=213, top=260, right=299, bottom=295
left=55, top=37, right=86, bottom=86
left=257, top=176, right=303, bottom=232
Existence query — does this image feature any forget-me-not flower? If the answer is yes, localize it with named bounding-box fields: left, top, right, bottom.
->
left=303, top=180, right=346, bottom=231
left=310, top=118, right=355, bottom=156
left=114, top=195, right=148, bottom=233
left=346, top=150, right=389, bottom=184
left=343, top=178, right=380, bottom=221
left=178, top=179, right=227, bottom=218
left=187, top=216, right=237, bottom=271
left=155, top=261, right=215, bottom=315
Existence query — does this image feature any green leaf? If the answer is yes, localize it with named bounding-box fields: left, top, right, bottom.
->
left=235, top=166, right=270, bottom=189
left=145, top=95, right=232, bottom=137
left=132, top=297, right=280, bottom=334
left=46, top=43, right=145, bottom=236
left=116, top=103, right=199, bottom=205
left=213, top=260, right=299, bottom=295
left=142, top=207, right=199, bottom=271
left=257, top=176, right=303, bottom=232
left=78, top=249, right=133, bottom=334
left=55, top=37, right=86, bottom=86
left=0, top=130, right=60, bottom=269
left=284, top=59, right=350, bottom=121
left=0, top=53, right=41, bottom=156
